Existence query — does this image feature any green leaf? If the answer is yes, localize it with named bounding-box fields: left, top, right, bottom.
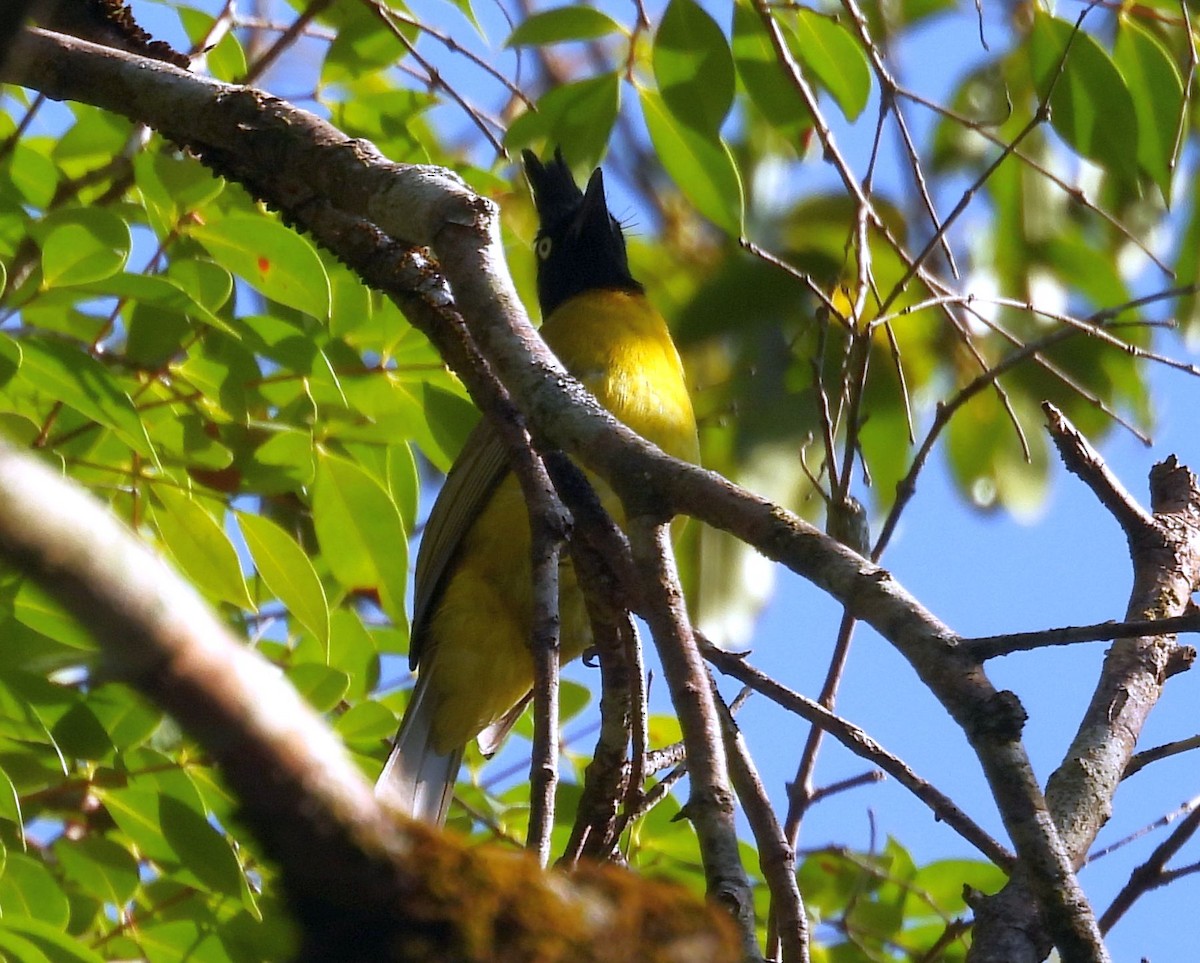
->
left=1029, top=12, right=1139, bottom=184
left=133, top=151, right=225, bottom=233
left=77, top=272, right=236, bottom=336
left=911, top=858, right=1006, bottom=915
left=158, top=795, right=244, bottom=900
left=788, top=10, right=870, bottom=121
left=149, top=486, right=255, bottom=609
left=321, top=1, right=417, bottom=87
left=0, top=765, right=22, bottom=838
left=387, top=442, right=420, bottom=534
left=2, top=142, right=59, bottom=209
left=653, top=0, right=735, bottom=135
left=38, top=208, right=130, bottom=287
left=166, top=257, right=234, bottom=314
left=0, top=334, right=18, bottom=390
left=333, top=700, right=396, bottom=744
left=85, top=685, right=162, bottom=749
left=135, top=918, right=225, bottom=963
left=640, top=88, right=744, bottom=234
left=1114, top=16, right=1182, bottom=202
left=238, top=512, right=330, bottom=644
left=98, top=787, right=176, bottom=864
left=326, top=608, right=384, bottom=701
left=14, top=338, right=155, bottom=457
left=444, top=0, right=484, bottom=37
left=506, top=7, right=624, bottom=46
left=205, top=26, right=247, bottom=82
left=188, top=214, right=332, bottom=319
left=505, top=73, right=621, bottom=172
left=0, top=918, right=107, bottom=963
left=0, top=853, right=70, bottom=926
left=731, top=1, right=811, bottom=142
left=0, top=928, right=52, bottom=963
left=312, top=451, right=408, bottom=621
left=53, top=835, right=139, bottom=906
left=286, top=663, right=350, bottom=712
left=51, top=702, right=115, bottom=760
left=13, top=579, right=94, bottom=651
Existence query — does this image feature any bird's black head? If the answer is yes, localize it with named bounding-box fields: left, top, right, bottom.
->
left=522, top=148, right=643, bottom=318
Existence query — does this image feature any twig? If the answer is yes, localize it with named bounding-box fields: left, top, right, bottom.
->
left=702, top=639, right=1014, bottom=870
left=524, top=477, right=569, bottom=865
left=1125, top=734, right=1200, bottom=780
left=974, top=406, right=1200, bottom=961
left=363, top=0, right=508, bottom=157
left=783, top=609, right=859, bottom=842
left=807, top=770, right=885, bottom=808
left=240, top=0, right=332, bottom=83
left=714, top=685, right=810, bottom=963
left=1043, top=403, right=1157, bottom=537
left=964, top=612, right=1200, bottom=661
left=1099, top=802, right=1200, bottom=933
left=1087, top=795, right=1200, bottom=864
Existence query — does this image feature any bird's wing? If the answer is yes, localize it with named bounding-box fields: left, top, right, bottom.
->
left=410, top=416, right=511, bottom=669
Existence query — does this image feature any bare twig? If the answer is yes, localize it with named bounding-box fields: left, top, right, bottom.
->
left=1087, top=795, right=1200, bottom=864
left=964, top=612, right=1200, bottom=661
left=1099, top=802, right=1200, bottom=933
left=1043, top=403, right=1157, bottom=537
left=715, top=687, right=810, bottom=963
left=702, top=639, right=1014, bottom=870
left=1124, top=734, right=1200, bottom=780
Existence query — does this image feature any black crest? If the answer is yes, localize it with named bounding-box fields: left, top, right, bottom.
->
left=522, top=148, right=643, bottom=317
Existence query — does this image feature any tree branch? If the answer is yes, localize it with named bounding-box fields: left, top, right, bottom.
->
left=0, top=439, right=741, bottom=962
left=970, top=408, right=1200, bottom=962
left=628, top=518, right=761, bottom=962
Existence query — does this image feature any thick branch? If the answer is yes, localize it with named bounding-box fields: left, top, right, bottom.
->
left=0, top=440, right=741, bottom=961
left=628, top=519, right=761, bottom=962
left=970, top=410, right=1200, bottom=962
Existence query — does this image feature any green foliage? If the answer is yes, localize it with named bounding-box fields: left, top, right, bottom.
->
left=0, top=0, right=1193, bottom=958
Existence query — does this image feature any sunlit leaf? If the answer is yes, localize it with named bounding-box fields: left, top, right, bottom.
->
left=506, top=7, right=624, bottom=46
left=14, top=338, right=154, bottom=457
left=312, top=450, right=408, bottom=621
left=640, top=88, right=743, bottom=234
left=149, top=485, right=255, bottom=609
left=654, top=0, right=735, bottom=135
left=189, top=214, right=332, bottom=320
left=239, top=511, right=330, bottom=644
left=788, top=10, right=871, bottom=121
left=0, top=854, right=70, bottom=926
left=52, top=835, right=139, bottom=906
left=1114, top=16, right=1182, bottom=202
left=1029, top=12, right=1139, bottom=184
left=731, top=0, right=811, bottom=143
left=505, top=73, right=621, bottom=172
left=37, top=208, right=129, bottom=288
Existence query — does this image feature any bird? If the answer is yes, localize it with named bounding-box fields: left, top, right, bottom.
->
left=376, top=148, right=699, bottom=824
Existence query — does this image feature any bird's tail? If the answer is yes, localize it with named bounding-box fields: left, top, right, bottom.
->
left=376, top=674, right=461, bottom=825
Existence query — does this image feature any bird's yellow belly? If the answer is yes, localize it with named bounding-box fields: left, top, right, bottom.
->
left=422, top=473, right=595, bottom=754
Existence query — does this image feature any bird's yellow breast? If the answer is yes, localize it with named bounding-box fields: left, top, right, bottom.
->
left=421, top=289, right=697, bottom=753
left=542, top=290, right=699, bottom=466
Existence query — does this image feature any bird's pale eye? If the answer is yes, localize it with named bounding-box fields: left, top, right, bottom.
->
left=536, top=236, right=553, bottom=260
